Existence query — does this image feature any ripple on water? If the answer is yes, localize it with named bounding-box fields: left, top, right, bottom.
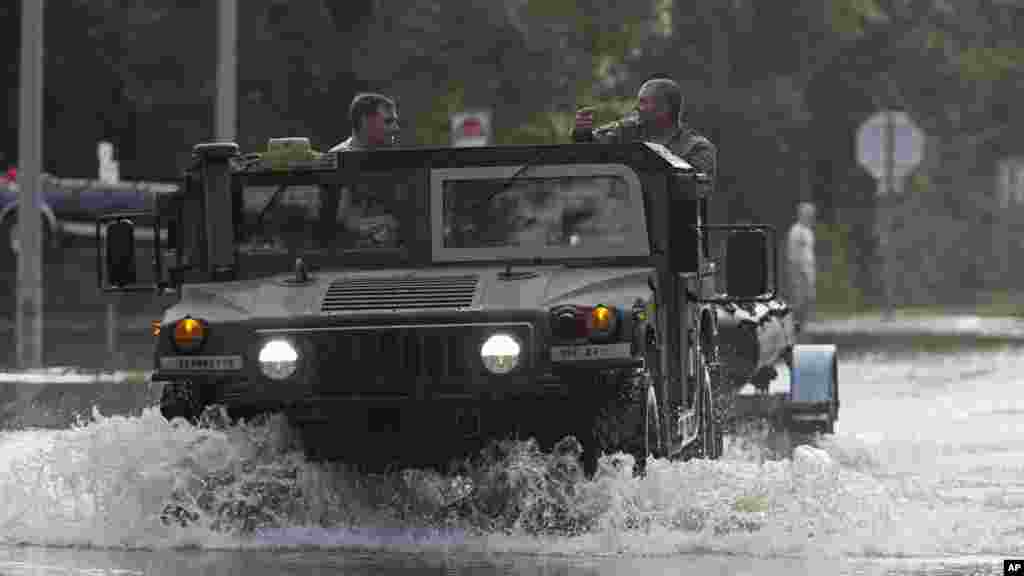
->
left=1, top=350, right=1023, bottom=560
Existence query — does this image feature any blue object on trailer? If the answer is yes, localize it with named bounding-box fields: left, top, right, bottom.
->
left=787, top=343, right=839, bottom=433
left=790, top=344, right=837, bottom=404
left=731, top=342, right=840, bottom=435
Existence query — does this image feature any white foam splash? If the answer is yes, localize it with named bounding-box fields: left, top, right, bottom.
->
left=0, top=349, right=1022, bottom=559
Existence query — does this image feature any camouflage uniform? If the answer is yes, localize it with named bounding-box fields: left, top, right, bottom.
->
left=661, top=125, right=717, bottom=182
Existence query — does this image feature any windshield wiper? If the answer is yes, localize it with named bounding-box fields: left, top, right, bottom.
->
left=466, top=151, right=548, bottom=213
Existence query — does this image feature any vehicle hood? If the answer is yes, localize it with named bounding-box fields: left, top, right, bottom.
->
left=167, top=265, right=655, bottom=324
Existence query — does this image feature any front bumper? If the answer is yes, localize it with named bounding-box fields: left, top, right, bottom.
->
left=154, top=318, right=642, bottom=404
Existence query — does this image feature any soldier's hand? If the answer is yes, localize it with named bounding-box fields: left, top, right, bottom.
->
left=574, top=107, right=595, bottom=133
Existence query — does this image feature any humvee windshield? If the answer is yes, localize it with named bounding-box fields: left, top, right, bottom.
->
left=433, top=165, right=649, bottom=262
left=236, top=179, right=409, bottom=255
left=228, top=164, right=648, bottom=266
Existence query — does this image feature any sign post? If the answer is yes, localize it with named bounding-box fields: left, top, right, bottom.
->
left=856, top=110, right=925, bottom=317
left=17, top=0, right=45, bottom=369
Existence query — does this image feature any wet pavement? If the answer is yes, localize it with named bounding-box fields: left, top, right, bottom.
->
left=805, top=314, right=1024, bottom=339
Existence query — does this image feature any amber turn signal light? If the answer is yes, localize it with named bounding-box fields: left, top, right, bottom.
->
left=152, top=320, right=161, bottom=337
left=591, top=305, right=614, bottom=333
left=550, top=304, right=620, bottom=340
left=173, top=317, right=206, bottom=352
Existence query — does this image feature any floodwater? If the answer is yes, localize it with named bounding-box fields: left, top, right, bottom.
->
left=1, top=340, right=1022, bottom=575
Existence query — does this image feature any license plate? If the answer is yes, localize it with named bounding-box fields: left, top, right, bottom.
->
left=550, top=342, right=632, bottom=362
left=160, top=355, right=244, bottom=371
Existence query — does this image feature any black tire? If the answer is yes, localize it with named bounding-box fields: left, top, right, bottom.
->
left=704, top=374, right=724, bottom=459
left=643, top=377, right=664, bottom=463
left=575, top=370, right=657, bottom=477
left=681, top=365, right=724, bottom=461
left=159, top=380, right=205, bottom=423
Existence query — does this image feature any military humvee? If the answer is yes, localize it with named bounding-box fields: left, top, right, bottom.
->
left=97, top=138, right=838, bottom=472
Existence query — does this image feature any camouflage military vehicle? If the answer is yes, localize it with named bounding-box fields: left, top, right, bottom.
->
left=97, top=137, right=838, bottom=472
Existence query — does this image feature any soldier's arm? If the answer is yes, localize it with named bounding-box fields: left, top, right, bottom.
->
left=592, top=125, right=623, bottom=144
left=687, top=141, right=717, bottom=181
left=572, top=124, right=623, bottom=144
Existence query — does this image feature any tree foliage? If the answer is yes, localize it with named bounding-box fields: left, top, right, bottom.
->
left=2, top=0, right=1023, bottom=305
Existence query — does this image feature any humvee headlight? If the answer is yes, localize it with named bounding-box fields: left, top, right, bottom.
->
left=259, top=339, right=300, bottom=380
left=173, top=317, right=206, bottom=352
left=480, top=333, right=522, bottom=374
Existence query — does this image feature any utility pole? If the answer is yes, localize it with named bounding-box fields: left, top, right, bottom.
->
left=216, top=0, right=237, bottom=142
left=17, top=0, right=45, bottom=369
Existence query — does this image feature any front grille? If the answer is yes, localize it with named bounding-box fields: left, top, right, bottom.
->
left=313, top=327, right=475, bottom=396
left=322, top=274, right=479, bottom=313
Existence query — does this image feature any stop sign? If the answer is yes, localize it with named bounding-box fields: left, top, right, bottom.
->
left=451, top=110, right=491, bottom=148
left=461, top=117, right=483, bottom=137
left=857, top=110, right=925, bottom=195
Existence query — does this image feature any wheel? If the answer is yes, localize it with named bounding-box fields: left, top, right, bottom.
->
left=643, top=377, right=664, bottom=462
left=703, top=368, right=724, bottom=459
left=573, top=369, right=660, bottom=477
left=159, top=380, right=206, bottom=423
left=681, top=364, right=724, bottom=461
left=159, top=380, right=247, bottom=430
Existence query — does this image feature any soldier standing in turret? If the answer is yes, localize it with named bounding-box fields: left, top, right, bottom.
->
left=329, top=93, right=401, bottom=152
left=572, top=77, right=717, bottom=181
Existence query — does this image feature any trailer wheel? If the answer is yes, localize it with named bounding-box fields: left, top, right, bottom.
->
left=788, top=344, right=839, bottom=436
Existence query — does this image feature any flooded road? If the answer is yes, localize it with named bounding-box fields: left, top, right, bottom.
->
left=1, top=338, right=1022, bottom=574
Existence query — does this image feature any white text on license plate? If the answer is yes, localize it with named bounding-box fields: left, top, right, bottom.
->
left=550, top=343, right=632, bottom=362
left=160, top=356, right=244, bottom=371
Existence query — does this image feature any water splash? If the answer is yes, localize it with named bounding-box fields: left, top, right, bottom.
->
left=1, top=349, right=1023, bottom=559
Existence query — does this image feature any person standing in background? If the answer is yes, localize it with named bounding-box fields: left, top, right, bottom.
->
left=788, top=202, right=817, bottom=332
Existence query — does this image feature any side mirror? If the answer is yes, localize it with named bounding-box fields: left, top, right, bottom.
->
left=105, top=218, right=137, bottom=287
left=725, top=230, right=768, bottom=298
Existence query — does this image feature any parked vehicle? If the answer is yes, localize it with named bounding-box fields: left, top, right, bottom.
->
left=1, top=175, right=177, bottom=256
